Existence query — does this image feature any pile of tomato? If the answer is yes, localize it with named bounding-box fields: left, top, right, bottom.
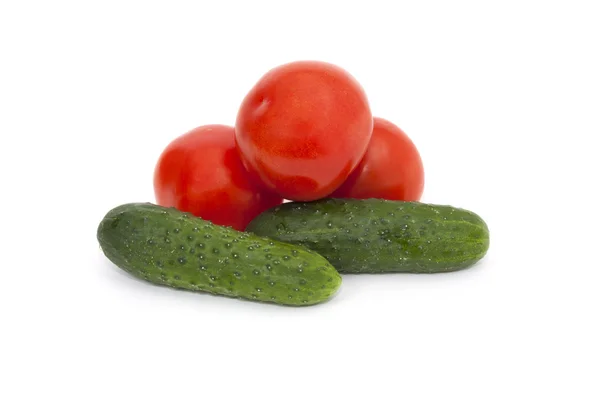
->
left=154, top=61, right=424, bottom=231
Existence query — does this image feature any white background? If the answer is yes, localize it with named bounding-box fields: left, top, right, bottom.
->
left=1, top=1, right=599, bottom=399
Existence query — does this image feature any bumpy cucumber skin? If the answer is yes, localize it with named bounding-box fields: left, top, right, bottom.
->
left=97, top=203, right=341, bottom=306
left=245, top=198, right=490, bottom=273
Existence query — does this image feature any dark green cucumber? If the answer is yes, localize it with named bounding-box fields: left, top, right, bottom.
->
left=246, top=198, right=490, bottom=273
left=97, top=203, right=341, bottom=306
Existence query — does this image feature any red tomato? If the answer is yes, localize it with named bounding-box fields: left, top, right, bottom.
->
left=331, top=117, right=424, bottom=201
left=153, top=125, right=283, bottom=231
left=235, top=61, right=373, bottom=201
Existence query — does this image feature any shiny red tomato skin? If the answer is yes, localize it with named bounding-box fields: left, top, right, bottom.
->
left=153, top=125, right=283, bottom=231
left=331, top=117, right=424, bottom=201
left=235, top=61, right=373, bottom=201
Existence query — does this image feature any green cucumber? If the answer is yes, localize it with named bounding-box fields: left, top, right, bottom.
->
left=97, top=203, right=341, bottom=306
left=246, top=198, right=489, bottom=273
